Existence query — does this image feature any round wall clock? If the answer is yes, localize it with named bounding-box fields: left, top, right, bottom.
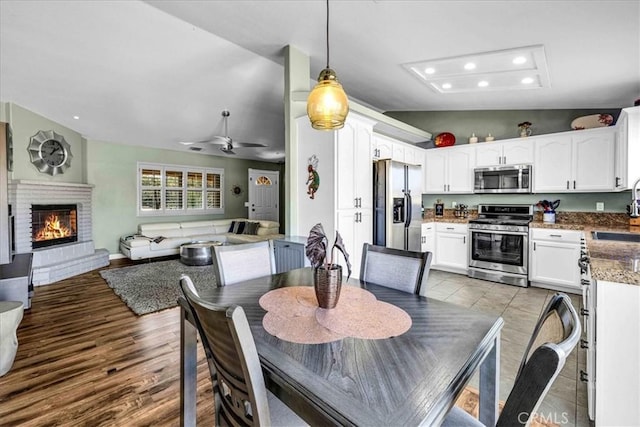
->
left=28, top=130, right=73, bottom=176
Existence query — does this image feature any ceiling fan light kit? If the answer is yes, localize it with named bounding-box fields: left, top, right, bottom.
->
left=307, top=0, right=349, bottom=130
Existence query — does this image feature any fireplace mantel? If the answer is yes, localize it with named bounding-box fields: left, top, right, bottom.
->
left=9, top=179, right=95, bottom=189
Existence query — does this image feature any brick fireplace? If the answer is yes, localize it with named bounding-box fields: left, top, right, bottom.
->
left=8, top=180, right=109, bottom=285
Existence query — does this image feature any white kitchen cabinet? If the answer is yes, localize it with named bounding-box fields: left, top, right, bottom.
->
left=614, top=106, right=640, bottom=190
left=423, top=145, right=475, bottom=194
left=336, top=209, right=372, bottom=278
left=595, top=280, right=640, bottom=426
left=337, top=119, right=372, bottom=211
left=433, top=222, right=468, bottom=274
left=420, top=222, right=435, bottom=254
left=373, top=133, right=422, bottom=166
left=533, top=128, right=616, bottom=192
left=372, top=133, right=393, bottom=160
left=529, top=228, right=582, bottom=293
left=475, top=139, right=534, bottom=167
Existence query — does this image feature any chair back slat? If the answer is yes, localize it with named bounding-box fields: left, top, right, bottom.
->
left=359, top=243, right=433, bottom=296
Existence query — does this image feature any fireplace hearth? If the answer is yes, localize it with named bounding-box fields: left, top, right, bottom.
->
left=31, top=204, right=78, bottom=249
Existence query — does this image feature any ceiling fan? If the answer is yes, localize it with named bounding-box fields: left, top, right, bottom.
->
left=182, top=110, right=266, bottom=155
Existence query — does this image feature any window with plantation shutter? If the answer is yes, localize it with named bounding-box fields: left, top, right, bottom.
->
left=137, top=162, right=224, bottom=216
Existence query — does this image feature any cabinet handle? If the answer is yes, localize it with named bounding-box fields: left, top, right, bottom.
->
left=580, top=308, right=589, bottom=316
left=503, top=156, right=506, bottom=164
left=550, top=234, right=562, bottom=238
left=447, top=184, right=450, bottom=192
left=580, top=370, right=588, bottom=383
left=283, top=244, right=290, bottom=248
left=463, top=236, right=466, bottom=244
left=616, top=176, right=621, bottom=187
left=444, top=184, right=447, bottom=192
left=533, top=242, right=536, bottom=250
left=354, top=197, right=358, bottom=208
left=446, top=227, right=454, bottom=230
left=566, top=180, right=570, bottom=190
left=358, top=197, right=362, bottom=208
left=580, top=339, right=589, bottom=349
left=573, top=180, right=576, bottom=189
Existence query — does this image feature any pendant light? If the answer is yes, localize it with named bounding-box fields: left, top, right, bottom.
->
left=307, top=0, right=349, bottom=130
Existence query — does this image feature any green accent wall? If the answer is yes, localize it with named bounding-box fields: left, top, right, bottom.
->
left=422, top=192, right=631, bottom=213
left=386, top=109, right=622, bottom=145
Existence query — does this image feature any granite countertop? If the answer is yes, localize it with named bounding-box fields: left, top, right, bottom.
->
left=530, top=220, right=640, bottom=286
left=423, top=209, right=640, bottom=285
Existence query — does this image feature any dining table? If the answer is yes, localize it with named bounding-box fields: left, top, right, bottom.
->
left=179, top=267, right=503, bottom=426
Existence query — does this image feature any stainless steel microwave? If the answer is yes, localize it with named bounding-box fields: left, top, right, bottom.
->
left=474, top=164, right=532, bottom=193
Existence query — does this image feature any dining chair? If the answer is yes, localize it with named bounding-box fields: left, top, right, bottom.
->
left=212, top=240, right=276, bottom=287
left=179, top=279, right=307, bottom=427
left=442, top=292, right=582, bottom=427
left=359, top=243, right=433, bottom=296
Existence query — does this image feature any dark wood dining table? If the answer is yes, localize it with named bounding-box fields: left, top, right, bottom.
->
left=180, top=267, right=503, bottom=426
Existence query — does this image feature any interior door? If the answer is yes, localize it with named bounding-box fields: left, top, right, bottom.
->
left=248, top=169, right=279, bottom=221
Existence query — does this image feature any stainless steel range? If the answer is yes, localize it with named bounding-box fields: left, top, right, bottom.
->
left=468, top=204, right=533, bottom=287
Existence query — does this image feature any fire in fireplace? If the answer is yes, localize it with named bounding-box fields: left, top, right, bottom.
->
left=31, top=204, right=78, bottom=249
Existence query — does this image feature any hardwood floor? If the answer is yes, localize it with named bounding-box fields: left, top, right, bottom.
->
left=1, top=260, right=590, bottom=426
left=0, top=259, right=214, bottom=426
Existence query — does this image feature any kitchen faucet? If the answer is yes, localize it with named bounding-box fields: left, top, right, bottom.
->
left=632, top=177, right=640, bottom=217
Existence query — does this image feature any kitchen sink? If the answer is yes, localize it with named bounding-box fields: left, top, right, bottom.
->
left=591, top=231, right=640, bottom=243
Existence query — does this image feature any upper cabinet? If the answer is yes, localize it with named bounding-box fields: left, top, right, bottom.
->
left=534, top=127, right=615, bottom=192
left=337, top=119, right=373, bottom=211
left=372, top=133, right=423, bottom=166
left=424, top=145, right=475, bottom=194
left=475, top=139, right=534, bottom=167
left=615, top=106, right=640, bottom=190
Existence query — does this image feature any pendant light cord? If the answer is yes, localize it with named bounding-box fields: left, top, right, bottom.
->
left=325, top=0, right=330, bottom=68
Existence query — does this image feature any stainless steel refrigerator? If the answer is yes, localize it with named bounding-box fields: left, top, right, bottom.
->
left=373, top=159, right=422, bottom=251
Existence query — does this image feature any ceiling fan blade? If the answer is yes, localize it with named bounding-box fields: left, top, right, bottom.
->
left=232, top=142, right=267, bottom=148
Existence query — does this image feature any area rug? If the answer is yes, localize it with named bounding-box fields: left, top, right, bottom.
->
left=99, top=260, right=218, bottom=315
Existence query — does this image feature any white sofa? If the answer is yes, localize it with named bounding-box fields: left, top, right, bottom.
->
left=119, top=218, right=284, bottom=260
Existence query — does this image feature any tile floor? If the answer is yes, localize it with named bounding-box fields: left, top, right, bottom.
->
left=425, top=270, right=592, bottom=427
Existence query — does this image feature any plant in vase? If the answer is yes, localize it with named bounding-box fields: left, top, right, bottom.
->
left=305, top=223, right=351, bottom=309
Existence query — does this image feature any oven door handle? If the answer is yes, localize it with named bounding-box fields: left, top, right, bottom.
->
left=469, top=229, right=528, bottom=236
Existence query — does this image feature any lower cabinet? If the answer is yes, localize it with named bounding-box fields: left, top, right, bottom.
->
left=273, top=237, right=310, bottom=273
left=420, top=222, right=435, bottom=254
left=336, top=209, right=372, bottom=279
left=432, top=222, right=468, bottom=274
left=595, top=280, right=640, bottom=426
left=528, top=228, right=582, bottom=293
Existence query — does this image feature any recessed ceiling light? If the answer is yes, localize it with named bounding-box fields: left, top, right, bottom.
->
left=478, top=80, right=489, bottom=87
left=179, top=141, right=194, bottom=145
left=73, top=115, right=80, bottom=120
left=521, top=77, right=535, bottom=84
left=402, top=45, right=549, bottom=94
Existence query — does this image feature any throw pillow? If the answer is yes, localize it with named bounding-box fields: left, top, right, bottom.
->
left=234, top=221, right=246, bottom=234
left=243, top=221, right=259, bottom=235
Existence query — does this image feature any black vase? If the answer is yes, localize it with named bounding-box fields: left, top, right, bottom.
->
left=313, top=265, right=342, bottom=309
